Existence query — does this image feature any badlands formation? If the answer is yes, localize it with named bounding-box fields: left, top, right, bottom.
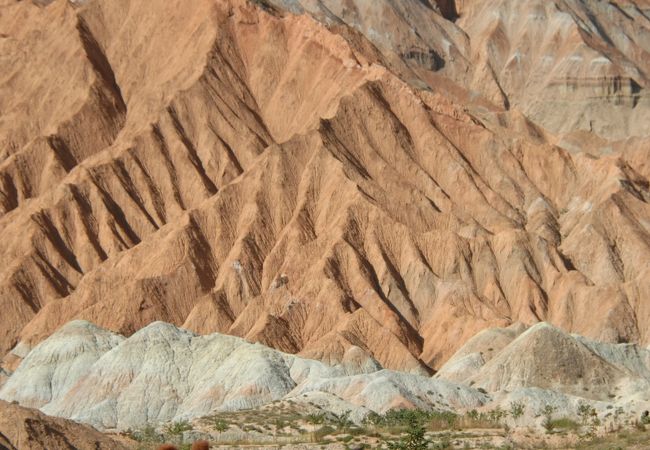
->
left=0, top=0, right=650, bottom=445
left=2, top=320, right=650, bottom=432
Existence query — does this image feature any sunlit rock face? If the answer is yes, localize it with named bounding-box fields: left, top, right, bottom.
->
left=0, top=0, right=648, bottom=386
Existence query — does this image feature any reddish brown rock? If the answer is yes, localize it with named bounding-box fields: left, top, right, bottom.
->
left=0, top=400, right=129, bottom=450
left=192, top=440, right=210, bottom=450
left=0, top=0, right=648, bottom=375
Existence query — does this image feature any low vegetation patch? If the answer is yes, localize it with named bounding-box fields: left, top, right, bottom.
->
left=122, top=404, right=650, bottom=449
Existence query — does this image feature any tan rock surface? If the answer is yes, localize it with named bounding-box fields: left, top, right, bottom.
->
left=0, top=399, right=130, bottom=450
left=437, top=322, right=650, bottom=402
left=270, top=0, right=650, bottom=140
left=0, top=0, right=648, bottom=375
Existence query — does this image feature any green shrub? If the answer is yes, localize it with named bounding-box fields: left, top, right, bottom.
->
left=363, top=411, right=383, bottom=426
left=165, top=420, right=193, bottom=436
left=509, top=401, right=525, bottom=421
left=382, top=408, right=435, bottom=427
left=539, top=405, right=557, bottom=433
left=550, top=417, right=580, bottom=430
left=577, top=402, right=596, bottom=425
left=487, top=407, right=507, bottom=424
left=306, top=412, right=327, bottom=425
left=640, top=411, right=650, bottom=425
left=429, top=411, right=459, bottom=430
left=335, top=410, right=353, bottom=430
left=128, top=425, right=162, bottom=443
left=212, top=417, right=229, bottom=433
left=386, top=416, right=429, bottom=450
left=313, top=425, right=336, bottom=441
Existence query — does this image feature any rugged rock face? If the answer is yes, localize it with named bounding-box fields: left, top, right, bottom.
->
left=269, top=0, right=650, bottom=140
left=454, top=0, right=650, bottom=140
left=0, top=399, right=130, bottom=450
left=0, top=0, right=649, bottom=377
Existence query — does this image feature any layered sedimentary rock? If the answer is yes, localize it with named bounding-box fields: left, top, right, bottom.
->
left=268, top=0, right=650, bottom=140
left=0, top=0, right=649, bottom=378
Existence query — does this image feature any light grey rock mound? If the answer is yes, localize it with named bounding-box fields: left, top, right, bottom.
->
left=435, top=322, right=527, bottom=382
left=41, top=321, right=359, bottom=429
left=291, top=369, right=489, bottom=413
left=0, top=320, right=123, bottom=408
left=469, top=323, right=627, bottom=396
left=437, top=322, right=650, bottom=402
left=3, top=320, right=488, bottom=430
left=575, top=336, right=650, bottom=380
left=7, top=319, right=650, bottom=432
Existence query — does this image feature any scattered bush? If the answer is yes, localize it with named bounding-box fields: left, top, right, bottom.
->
left=487, top=407, right=507, bottom=424
left=429, top=411, right=459, bottom=430
left=335, top=410, right=354, bottom=430
left=641, top=410, right=650, bottom=425
left=306, top=412, right=326, bottom=425
left=509, top=401, right=525, bottom=421
left=577, top=402, right=596, bottom=425
left=212, top=417, right=228, bottom=433
left=313, top=425, right=336, bottom=442
left=165, top=420, right=193, bottom=436
left=129, top=425, right=162, bottom=443
left=539, top=405, right=557, bottom=433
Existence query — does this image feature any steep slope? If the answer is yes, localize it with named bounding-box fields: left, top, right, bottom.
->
left=455, top=0, right=650, bottom=140
left=437, top=322, right=650, bottom=401
left=0, top=400, right=130, bottom=450
left=0, top=0, right=648, bottom=376
left=434, top=322, right=527, bottom=382
left=269, top=0, right=650, bottom=140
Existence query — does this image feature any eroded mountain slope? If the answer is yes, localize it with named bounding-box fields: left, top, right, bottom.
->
left=0, top=0, right=649, bottom=375
left=268, top=0, right=650, bottom=140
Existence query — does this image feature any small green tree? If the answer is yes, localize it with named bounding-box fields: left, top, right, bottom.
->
left=335, top=410, right=353, bottom=430
left=212, top=417, right=228, bottom=434
left=509, top=401, right=525, bottom=422
left=487, top=406, right=507, bottom=425
left=164, top=420, right=193, bottom=444
left=363, top=411, right=384, bottom=426
left=539, top=405, right=557, bottom=433
left=306, top=412, right=326, bottom=425
left=577, top=401, right=595, bottom=425
left=387, top=416, right=429, bottom=450
left=641, top=410, right=650, bottom=425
